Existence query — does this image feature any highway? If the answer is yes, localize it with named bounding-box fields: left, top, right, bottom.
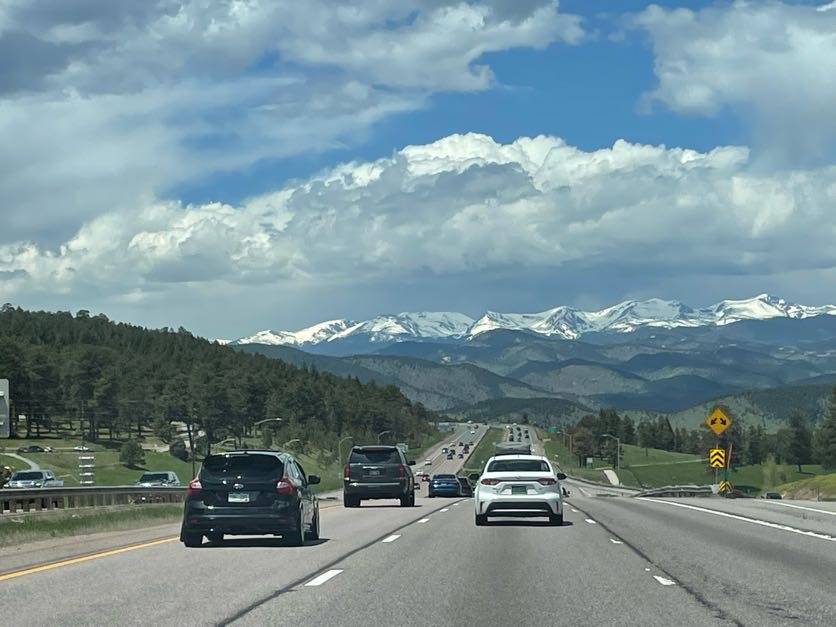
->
left=1, top=425, right=835, bottom=625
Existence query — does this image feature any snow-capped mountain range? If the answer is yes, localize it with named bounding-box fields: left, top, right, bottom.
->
left=227, top=294, right=836, bottom=348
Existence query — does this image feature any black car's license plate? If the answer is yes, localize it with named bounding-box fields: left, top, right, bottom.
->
left=228, top=492, right=250, bottom=503
left=511, top=485, right=527, bottom=495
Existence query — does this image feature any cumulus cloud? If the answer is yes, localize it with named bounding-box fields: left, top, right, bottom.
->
left=634, top=1, right=836, bottom=162
left=2, top=133, right=834, bottom=310
left=0, top=0, right=581, bottom=244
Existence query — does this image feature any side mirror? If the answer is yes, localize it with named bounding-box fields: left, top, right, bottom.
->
left=468, top=473, right=480, bottom=483
left=414, top=484, right=421, bottom=490
left=407, top=460, right=416, bottom=466
left=556, top=472, right=567, bottom=481
left=308, top=474, right=321, bottom=485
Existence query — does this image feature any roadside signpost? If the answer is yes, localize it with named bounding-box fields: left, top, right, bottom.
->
left=0, top=379, right=9, bottom=438
left=705, top=406, right=734, bottom=490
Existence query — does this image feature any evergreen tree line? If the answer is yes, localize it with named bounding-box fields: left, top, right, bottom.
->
left=0, top=306, right=439, bottom=456
left=564, top=395, right=836, bottom=471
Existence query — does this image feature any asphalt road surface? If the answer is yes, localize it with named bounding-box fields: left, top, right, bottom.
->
left=2, top=426, right=835, bottom=626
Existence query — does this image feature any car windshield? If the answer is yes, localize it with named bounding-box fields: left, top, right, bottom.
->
left=487, top=460, right=550, bottom=473
left=139, top=473, right=170, bottom=482
left=13, top=471, right=44, bottom=480
left=201, top=454, right=283, bottom=480
left=349, top=449, right=400, bottom=464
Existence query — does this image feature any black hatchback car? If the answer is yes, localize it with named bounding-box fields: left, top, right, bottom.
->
left=343, top=445, right=416, bottom=507
left=180, top=450, right=320, bottom=547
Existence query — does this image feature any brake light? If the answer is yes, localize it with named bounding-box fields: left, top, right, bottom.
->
left=187, top=478, right=202, bottom=497
left=276, top=478, right=296, bottom=496
left=480, top=478, right=500, bottom=485
left=343, top=465, right=350, bottom=481
left=538, top=478, right=557, bottom=486
left=397, top=464, right=406, bottom=478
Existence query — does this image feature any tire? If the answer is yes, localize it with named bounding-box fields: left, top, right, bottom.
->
left=343, top=494, right=360, bottom=508
left=305, top=508, right=320, bottom=541
left=407, top=490, right=415, bottom=506
left=285, top=509, right=306, bottom=547
left=550, top=513, right=564, bottom=526
left=399, top=493, right=411, bottom=507
left=428, top=491, right=434, bottom=498
left=206, top=531, right=224, bottom=545
left=475, top=514, right=488, bottom=526
left=182, top=531, right=203, bottom=547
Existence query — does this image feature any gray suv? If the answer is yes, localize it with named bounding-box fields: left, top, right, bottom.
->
left=343, top=445, right=416, bottom=508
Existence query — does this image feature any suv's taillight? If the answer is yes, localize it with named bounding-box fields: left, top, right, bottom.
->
left=538, top=478, right=557, bottom=486
left=480, top=478, right=500, bottom=485
left=276, top=478, right=296, bottom=496
left=397, top=464, right=406, bottom=478
left=343, top=464, right=350, bottom=481
left=187, top=478, right=202, bottom=497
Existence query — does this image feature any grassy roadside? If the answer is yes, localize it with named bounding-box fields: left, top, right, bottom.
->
left=778, top=473, right=836, bottom=500
left=0, top=504, right=183, bottom=548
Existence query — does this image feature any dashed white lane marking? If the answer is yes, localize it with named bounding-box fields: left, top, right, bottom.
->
left=452, top=502, right=460, bottom=507
left=767, top=502, right=836, bottom=516
left=381, top=535, right=401, bottom=543
left=440, top=508, right=449, bottom=512
left=609, top=538, right=623, bottom=544
left=653, top=576, right=676, bottom=586
left=584, top=519, right=597, bottom=524
left=578, top=487, right=591, bottom=497
left=417, top=518, right=430, bottom=524
left=641, top=498, right=836, bottom=543
left=305, top=570, right=343, bottom=586
left=571, top=508, right=579, bottom=513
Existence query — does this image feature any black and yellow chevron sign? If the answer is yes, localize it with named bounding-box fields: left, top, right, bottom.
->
left=718, top=481, right=733, bottom=493
left=709, top=448, right=726, bottom=468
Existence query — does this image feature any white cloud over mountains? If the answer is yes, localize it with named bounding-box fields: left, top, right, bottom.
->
left=635, top=1, right=836, bottom=162
left=0, top=0, right=581, bottom=244
left=2, top=133, right=834, bottom=309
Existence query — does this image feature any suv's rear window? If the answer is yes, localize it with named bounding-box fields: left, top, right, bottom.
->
left=487, top=459, right=550, bottom=472
left=349, top=448, right=401, bottom=464
left=201, top=454, right=283, bottom=480
left=13, top=471, right=43, bottom=480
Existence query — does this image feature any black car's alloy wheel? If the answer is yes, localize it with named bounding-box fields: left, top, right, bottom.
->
left=285, top=509, right=306, bottom=546
left=305, top=509, right=320, bottom=541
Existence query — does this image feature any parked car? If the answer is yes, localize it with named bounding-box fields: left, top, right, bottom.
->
left=761, top=492, right=782, bottom=499
left=180, top=450, right=320, bottom=547
left=428, top=474, right=462, bottom=498
left=343, top=445, right=416, bottom=508
left=5, top=469, right=64, bottom=488
left=136, top=471, right=181, bottom=487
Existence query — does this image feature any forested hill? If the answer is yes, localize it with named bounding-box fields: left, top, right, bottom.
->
left=0, top=305, right=438, bottom=449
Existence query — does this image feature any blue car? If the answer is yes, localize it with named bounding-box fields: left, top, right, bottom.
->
left=428, top=474, right=461, bottom=498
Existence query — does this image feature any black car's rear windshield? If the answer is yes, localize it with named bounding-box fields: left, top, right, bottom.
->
left=139, top=473, right=170, bottom=482
left=434, top=474, right=457, bottom=480
left=487, top=459, right=550, bottom=472
left=349, top=448, right=401, bottom=464
left=13, top=471, right=44, bottom=480
left=201, top=454, right=283, bottom=480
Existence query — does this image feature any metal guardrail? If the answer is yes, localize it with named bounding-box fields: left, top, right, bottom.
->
left=634, top=484, right=713, bottom=498
left=1, top=486, right=186, bottom=516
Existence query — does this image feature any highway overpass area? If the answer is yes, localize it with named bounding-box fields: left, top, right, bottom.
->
left=1, top=424, right=834, bottom=626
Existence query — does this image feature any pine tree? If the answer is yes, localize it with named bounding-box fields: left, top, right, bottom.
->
left=786, top=412, right=812, bottom=472
left=814, top=387, right=836, bottom=470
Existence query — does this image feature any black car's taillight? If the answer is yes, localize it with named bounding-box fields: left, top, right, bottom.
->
left=276, top=478, right=297, bottom=496
left=187, top=478, right=202, bottom=497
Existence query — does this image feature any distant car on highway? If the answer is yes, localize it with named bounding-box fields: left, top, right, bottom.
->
left=428, top=474, right=462, bottom=498
left=343, top=445, right=416, bottom=508
left=5, top=469, right=64, bottom=488
left=457, top=453, right=463, bottom=459
left=474, top=455, right=565, bottom=526
left=16, top=445, right=45, bottom=453
left=761, top=492, right=782, bottom=499
left=135, top=471, right=180, bottom=487
left=180, top=450, right=320, bottom=548
left=73, top=445, right=91, bottom=451
left=446, top=452, right=454, bottom=460
left=424, top=459, right=433, bottom=466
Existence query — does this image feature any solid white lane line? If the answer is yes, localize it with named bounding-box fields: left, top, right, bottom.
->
left=641, top=498, right=836, bottom=543
left=440, top=508, right=449, bottom=512
left=766, top=502, right=836, bottom=516
left=609, top=538, right=623, bottom=544
left=653, top=576, right=676, bottom=586
left=417, top=518, right=430, bottom=524
left=305, top=569, right=343, bottom=586
left=585, top=519, right=597, bottom=525
left=381, top=535, right=401, bottom=543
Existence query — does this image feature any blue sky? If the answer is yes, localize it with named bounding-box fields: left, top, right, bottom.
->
left=1, top=1, right=835, bottom=337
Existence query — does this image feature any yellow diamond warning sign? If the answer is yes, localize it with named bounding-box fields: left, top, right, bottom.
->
left=709, top=448, right=726, bottom=468
left=705, top=406, right=733, bottom=436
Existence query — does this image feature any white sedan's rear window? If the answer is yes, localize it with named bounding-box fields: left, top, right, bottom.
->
left=487, top=459, right=550, bottom=472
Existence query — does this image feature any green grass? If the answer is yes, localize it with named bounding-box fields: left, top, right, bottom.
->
left=778, top=473, right=836, bottom=500
left=0, top=504, right=183, bottom=547
left=622, top=444, right=702, bottom=466
left=462, top=427, right=504, bottom=475
left=1, top=454, right=26, bottom=472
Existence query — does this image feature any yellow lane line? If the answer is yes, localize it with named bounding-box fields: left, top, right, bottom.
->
left=0, top=537, right=179, bottom=583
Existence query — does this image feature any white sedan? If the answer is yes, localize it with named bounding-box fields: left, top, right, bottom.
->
left=474, top=454, right=566, bottom=526
left=424, top=459, right=433, bottom=465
